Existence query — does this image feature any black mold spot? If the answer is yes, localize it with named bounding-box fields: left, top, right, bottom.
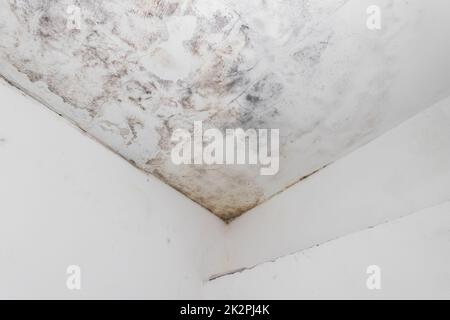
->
left=246, top=94, right=261, bottom=104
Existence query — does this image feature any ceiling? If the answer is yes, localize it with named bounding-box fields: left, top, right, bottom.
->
left=1, top=0, right=450, bottom=220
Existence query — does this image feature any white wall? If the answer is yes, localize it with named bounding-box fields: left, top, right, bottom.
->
left=220, top=96, right=450, bottom=275
left=0, top=79, right=226, bottom=299
left=205, top=201, right=450, bottom=299
left=1, top=78, right=449, bottom=299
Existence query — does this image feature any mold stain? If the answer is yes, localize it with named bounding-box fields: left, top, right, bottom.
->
left=0, top=0, right=425, bottom=221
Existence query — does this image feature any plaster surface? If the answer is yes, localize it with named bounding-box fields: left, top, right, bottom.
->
left=221, top=95, right=450, bottom=274
left=1, top=76, right=449, bottom=298
left=0, top=79, right=226, bottom=299
left=1, top=0, right=450, bottom=219
left=205, top=202, right=450, bottom=299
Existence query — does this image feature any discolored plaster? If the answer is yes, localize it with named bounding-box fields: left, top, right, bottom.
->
left=1, top=0, right=450, bottom=220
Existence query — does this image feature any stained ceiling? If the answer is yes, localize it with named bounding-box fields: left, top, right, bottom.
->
left=1, top=0, right=450, bottom=220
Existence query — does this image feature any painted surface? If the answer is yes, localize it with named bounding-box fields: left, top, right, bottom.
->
left=1, top=77, right=449, bottom=298
left=205, top=202, right=450, bottom=299
left=222, top=96, right=450, bottom=274
left=1, top=0, right=450, bottom=219
left=0, top=79, right=226, bottom=299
